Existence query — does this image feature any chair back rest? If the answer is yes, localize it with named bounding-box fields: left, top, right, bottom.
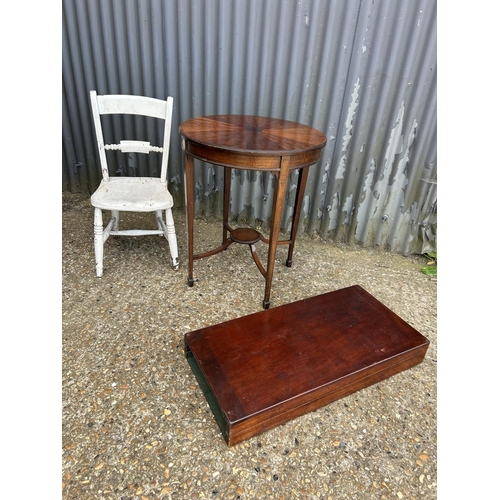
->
left=90, top=90, right=173, bottom=182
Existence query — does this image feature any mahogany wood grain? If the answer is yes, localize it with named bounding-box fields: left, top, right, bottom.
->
left=185, top=285, right=430, bottom=446
left=180, top=115, right=327, bottom=308
left=180, top=115, right=326, bottom=166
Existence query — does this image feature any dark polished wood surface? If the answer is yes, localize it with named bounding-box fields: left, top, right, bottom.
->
left=180, top=115, right=327, bottom=308
left=185, top=285, right=430, bottom=446
left=180, top=115, right=327, bottom=157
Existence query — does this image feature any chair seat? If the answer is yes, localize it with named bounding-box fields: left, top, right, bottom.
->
left=91, top=177, right=174, bottom=212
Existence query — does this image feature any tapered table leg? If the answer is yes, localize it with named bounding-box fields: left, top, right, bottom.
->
left=286, top=165, right=310, bottom=267
left=223, top=166, right=231, bottom=244
left=263, top=156, right=291, bottom=309
left=184, top=151, right=195, bottom=287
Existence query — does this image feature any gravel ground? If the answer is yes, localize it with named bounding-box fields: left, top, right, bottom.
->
left=62, top=191, right=437, bottom=500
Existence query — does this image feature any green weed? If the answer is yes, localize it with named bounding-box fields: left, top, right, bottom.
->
left=421, top=251, right=437, bottom=277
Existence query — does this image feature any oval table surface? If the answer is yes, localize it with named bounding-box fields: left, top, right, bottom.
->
left=179, top=115, right=327, bottom=156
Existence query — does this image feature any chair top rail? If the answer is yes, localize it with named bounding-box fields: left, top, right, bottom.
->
left=95, top=93, right=170, bottom=120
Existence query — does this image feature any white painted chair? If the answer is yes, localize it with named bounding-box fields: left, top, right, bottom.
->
left=89, top=90, right=180, bottom=276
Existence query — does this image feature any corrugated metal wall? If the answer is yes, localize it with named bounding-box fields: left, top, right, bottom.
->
left=62, top=0, right=437, bottom=254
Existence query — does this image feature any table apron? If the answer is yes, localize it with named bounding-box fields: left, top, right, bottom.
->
left=183, top=140, right=323, bottom=171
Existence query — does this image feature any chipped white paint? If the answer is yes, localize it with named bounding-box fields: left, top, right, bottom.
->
left=369, top=101, right=407, bottom=238
left=342, top=194, right=354, bottom=224
left=231, top=170, right=275, bottom=224
left=381, top=118, right=418, bottom=217
left=342, top=78, right=361, bottom=152
left=322, top=162, right=331, bottom=183
left=374, top=101, right=406, bottom=212
left=204, top=165, right=218, bottom=196
left=354, top=102, right=421, bottom=250
left=355, top=159, right=378, bottom=240
left=335, top=155, right=347, bottom=180
left=404, top=201, right=420, bottom=253
left=302, top=195, right=311, bottom=221
left=333, top=78, right=361, bottom=184
left=327, top=192, right=340, bottom=231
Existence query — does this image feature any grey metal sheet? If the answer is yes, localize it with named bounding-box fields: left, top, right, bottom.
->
left=62, top=0, right=437, bottom=254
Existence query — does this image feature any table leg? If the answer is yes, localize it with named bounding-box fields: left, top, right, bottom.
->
left=223, top=166, right=231, bottom=244
left=263, top=156, right=291, bottom=309
left=184, top=151, right=195, bottom=287
left=286, top=165, right=310, bottom=267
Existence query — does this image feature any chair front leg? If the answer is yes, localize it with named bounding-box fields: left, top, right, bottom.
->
left=94, top=207, right=104, bottom=277
left=165, top=208, right=180, bottom=270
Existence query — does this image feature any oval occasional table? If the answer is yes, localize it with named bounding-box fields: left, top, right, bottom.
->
left=180, top=115, right=327, bottom=309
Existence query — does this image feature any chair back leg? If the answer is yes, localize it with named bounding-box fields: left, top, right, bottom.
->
left=111, top=210, right=120, bottom=231
left=155, top=210, right=163, bottom=234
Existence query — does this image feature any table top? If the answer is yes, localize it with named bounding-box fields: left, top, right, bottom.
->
left=184, top=285, right=429, bottom=424
left=180, top=115, right=327, bottom=156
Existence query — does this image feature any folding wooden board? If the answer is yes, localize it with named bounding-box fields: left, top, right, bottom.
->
left=184, top=285, right=430, bottom=446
